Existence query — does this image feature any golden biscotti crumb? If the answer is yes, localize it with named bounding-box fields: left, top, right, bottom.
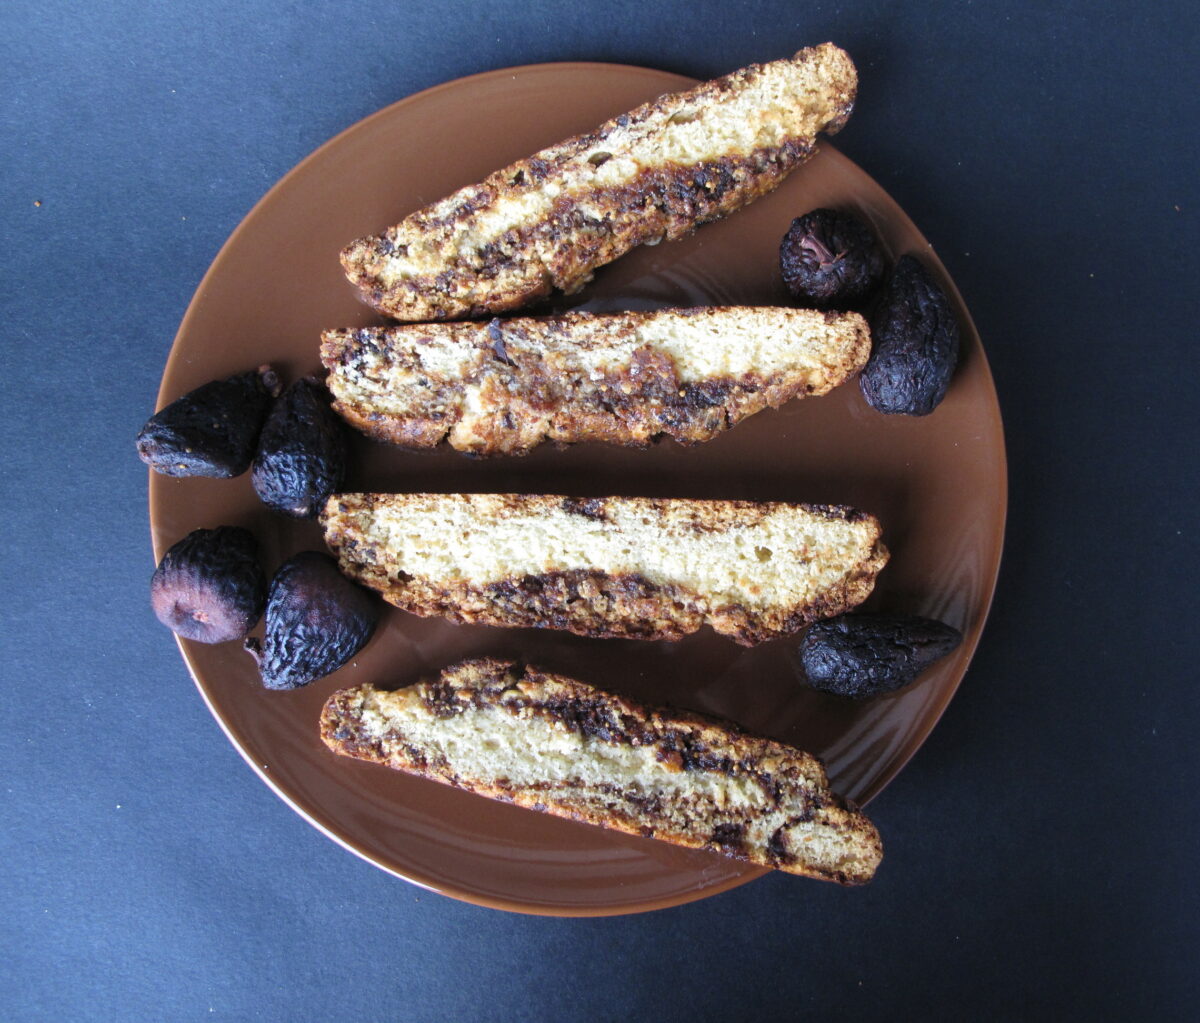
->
left=320, top=493, right=888, bottom=645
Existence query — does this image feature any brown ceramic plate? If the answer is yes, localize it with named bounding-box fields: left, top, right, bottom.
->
left=148, top=62, right=1005, bottom=916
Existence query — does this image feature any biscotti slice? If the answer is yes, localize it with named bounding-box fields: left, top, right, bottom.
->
left=342, top=44, right=857, bottom=321
left=321, top=306, right=870, bottom=455
left=320, top=658, right=883, bottom=885
left=321, top=493, right=888, bottom=645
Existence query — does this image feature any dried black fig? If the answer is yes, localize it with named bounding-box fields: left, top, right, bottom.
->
left=251, top=378, right=347, bottom=518
left=859, top=256, right=960, bottom=415
left=779, top=208, right=885, bottom=308
left=151, top=527, right=267, bottom=643
left=798, top=613, right=963, bottom=699
left=137, top=366, right=281, bottom=477
left=245, top=552, right=378, bottom=690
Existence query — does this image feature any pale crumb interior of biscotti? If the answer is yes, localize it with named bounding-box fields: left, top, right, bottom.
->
left=635, top=309, right=858, bottom=379
left=357, top=689, right=773, bottom=809
left=354, top=495, right=876, bottom=609
left=326, top=308, right=865, bottom=418
left=376, top=50, right=847, bottom=285
left=353, top=685, right=871, bottom=874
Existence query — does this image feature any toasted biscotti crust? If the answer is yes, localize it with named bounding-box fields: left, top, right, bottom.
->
left=321, top=306, right=871, bottom=455
left=342, top=44, right=857, bottom=321
left=320, top=658, right=882, bottom=884
left=320, top=493, right=888, bottom=645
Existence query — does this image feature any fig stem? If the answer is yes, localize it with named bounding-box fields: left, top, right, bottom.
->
left=244, top=636, right=263, bottom=666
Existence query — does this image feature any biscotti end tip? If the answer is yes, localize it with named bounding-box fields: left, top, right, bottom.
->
left=795, top=43, right=858, bottom=134
left=339, top=237, right=371, bottom=285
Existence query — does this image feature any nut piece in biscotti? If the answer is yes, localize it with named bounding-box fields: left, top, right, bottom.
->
left=320, top=493, right=888, bottom=645
left=342, top=43, right=858, bottom=321
left=321, top=306, right=870, bottom=456
left=320, top=657, right=883, bottom=885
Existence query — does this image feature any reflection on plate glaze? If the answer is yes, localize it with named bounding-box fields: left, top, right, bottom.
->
left=565, top=253, right=744, bottom=314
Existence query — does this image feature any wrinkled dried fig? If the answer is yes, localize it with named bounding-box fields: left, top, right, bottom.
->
left=251, top=378, right=347, bottom=518
left=798, top=613, right=962, bottom=698
left=137, top=366, right=281, bottom=477
left=245, top=552, right=378, bottom=690
left=151, top=527, right=267, bottom=643
left=779, top=208, right=885, bottom=309
left=859, top=256, right=960, bottom=415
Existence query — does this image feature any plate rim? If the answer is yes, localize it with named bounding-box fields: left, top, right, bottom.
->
left=150, top=59, right=1007, bottom=917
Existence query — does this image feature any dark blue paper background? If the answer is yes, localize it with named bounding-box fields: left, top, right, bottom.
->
left=3, top=1, right=1198, bottom=1018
